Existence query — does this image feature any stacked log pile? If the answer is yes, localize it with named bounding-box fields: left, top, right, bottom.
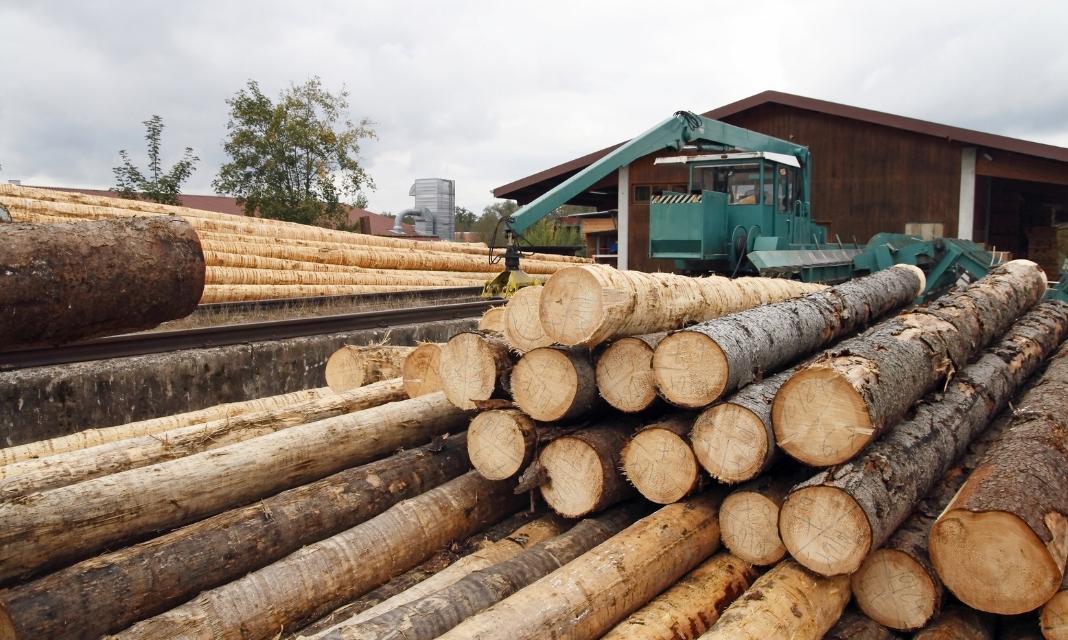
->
left=0, top=183, right=588, bottom=304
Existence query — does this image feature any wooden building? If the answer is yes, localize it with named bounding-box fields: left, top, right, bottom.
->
left=493, top=91, right=1068, bottom=274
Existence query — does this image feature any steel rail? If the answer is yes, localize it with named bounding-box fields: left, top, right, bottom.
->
left=0, top=299, right=497, bottom=371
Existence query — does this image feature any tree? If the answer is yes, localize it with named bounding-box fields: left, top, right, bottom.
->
left=113, top=115, right=199, bottom=205
left=473, top=200, right=583, bottom=249
left=213, top=77, right=376, bottom=227
left=455, top=206, right=477, bottom=232
left=474, top=200, right=517, bottom=247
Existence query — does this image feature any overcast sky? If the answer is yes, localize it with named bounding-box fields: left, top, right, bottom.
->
left=2, top=0, right=1066, bottom=215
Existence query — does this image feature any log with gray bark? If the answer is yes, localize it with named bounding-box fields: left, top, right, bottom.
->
left=620, top=413, right=700, bottom=504
left=772, top=260, right=1047, bottom=466
left=653, top=266, right=923, bottom=409
left=312, top=503, right=648, bottom=640
left=0, top=392, right=468, bottom=583
left=511, top=346, right=600, bottom=421
left=0, top=217, right=205, bottom=348
left=595, top=333, right=666, bottom=413
left=777, top=301, right=1068, bottom=577
left=929, top=339, right=1068, bottom=615
left=114, top=472, right=525, bottom=640
left=0, top=436, right=471, bottom=640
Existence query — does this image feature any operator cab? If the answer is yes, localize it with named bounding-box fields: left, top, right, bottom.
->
left=656, top=151, right=802, bottom=213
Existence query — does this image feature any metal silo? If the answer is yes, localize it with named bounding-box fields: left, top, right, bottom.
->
left=408, top=178, right=455, bottom=240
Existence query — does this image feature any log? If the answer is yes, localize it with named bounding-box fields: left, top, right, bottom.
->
left=205, top=266, right=480, bottom=287
left=0, top=392, right=468, bottom=582
left=467, top=409, right=582, bottom=481
left=439, top=331, right=514, bottom=410
left=929, top=339, right=1068, bottom=614
left=0, top=378, right=408, bottom=499
left=850, top=394, right=1019, bottom=631
left=538, top=265, right=824, bottom=348
left=401, top=343, right=443, bottom=398
left=718, top=466, right=808, bottom=566
left=697, top=560, right=850, bottom=640
left=772, top=259, right=1048, bottom=466
left=434, top=492, right=725, bottom=640
left=777, top=301, right=1068, bottom=577
left=690, top=366, right=796, bottom=484
left=200, top=283, right=436, bottom=303
left=510, top=346, right=599, bottom=421
left=653, top=266, right=923, bottom=408
left=503, top=286, right=553, bottom=352
left=538, top=422, right=636, bottom=517
left=823, top=609, right=901, bottom=640
left=0, top=436, right=471, bottom=640
left=620, top=413, right=701, bottom=504
left=600, top=552, right=757, bottom=640
left=596, top=333, right=666, bottom=413
left=313, top=503, right=647, bottom=640
left=912, top=606, right=995, bottom=640
left=113, top=472, right=525, bottom=640
left=0, top=218, right=204, bottom=348
left=0, top=387, right=331, bottom=466
left=478, top=307, right=506, bottom=333
left=204, top=249, right=508, bottom=280
left=324, top=345, right=415, bottom=392
left=1042, top=574, right=1068, bottom=640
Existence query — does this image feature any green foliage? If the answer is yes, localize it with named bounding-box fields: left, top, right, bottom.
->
left=213, top=77, right=375, bottom=227
left=454, top=206, right=477, bottom=232
left=521, top=217, right=583, bottom=247
left=474, top=200, right=517, bottom=246
left=113, top=115, right=199, bottom=205
left=472, top=200, right=582, bottom=249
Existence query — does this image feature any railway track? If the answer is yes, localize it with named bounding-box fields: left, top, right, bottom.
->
left=0, top=299, right=496, bottom=371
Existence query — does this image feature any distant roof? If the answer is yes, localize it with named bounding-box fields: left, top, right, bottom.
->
left=32, top=186, right=414, bottom=235
left=494, top=90, right=1068, bottom=197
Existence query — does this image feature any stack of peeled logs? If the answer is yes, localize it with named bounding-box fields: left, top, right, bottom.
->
left=0, top=183, right=589, bottom=306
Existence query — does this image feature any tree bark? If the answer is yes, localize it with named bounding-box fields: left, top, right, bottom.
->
left=0, top=436, right=471, bottom=640
left=503, top=286, right=554, bottom=352
left=324, top=346, right=415, bottom=392
left=850, top=394, right=1019, bottom=631
left=113, top=472, right=525, bottom=640
left=0, top=379, right=407, bottom=500
left=0, top=392, right=468, bottom=583
left=538, top=265, right=823, bottom=348
left=690, top=366, right=796, bottom=484
left=478, top=307, right=506, bottom=333
left=930, top=339, right=1068, bottom=615
left=823, top=609, right=901, bottom=640
left=778, top=301, right=1068, bottom=577
left=401, top=343, right=444, bottom=398
left=0, top=218, right=204, bottom=348
left=911, top=606, right=995, bottom=640
left=1041, top=573, right=1068, bottom=640
left=596, top=333, right=666, bottom=413
left=599, top=552, right=757, bottom=640
left=313, top=503, right=648, bottom=640
left=538, top=422, right=637, bottom=517
left=440, top=331, right=515, bottom=410
left=620, top=413, right=701, bottom=504
left=697, top=559, right=850, bottom=640
left=433, top=492, right=725, bottom=640
left=511, top=347, right=600, bottom=421
left=718, top=465, right=809, bottom=566
left=0, top=387, right=331, bottom=467
left=653, top=266, right=922, bottom=408
left=772, top=260, right=1048, bottom=467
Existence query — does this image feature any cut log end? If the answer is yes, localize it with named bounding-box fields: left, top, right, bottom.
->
left=468, top=410, right=534, bottom=481
left=719, top=490, right=786, bottom=566
left=1041, top=588, right=1068, bottom=640
left=511, top=348, right=591, bottom=422
left=538, top=266, right=605, bottom=346
left=772, top=365, right=873, bottom=466
left=440, top=333, right=505, bottom=410
left=652, top=331, right=728, bottom=408
left=595, top=337, right=659, bottom=413
left=478, top=307, right=506, bottom=333
left=621, top=426, right=699, bottom=504
left=402, top=343, right=444, bottom=398
left=691, top=403, right=770, bottom=484
left=894, top=263, right=927, bottom=297
left=851, top=548, right=939, bottom=631
left=503, top=286, right=552, bottom=352
left=539, top=436, right=605, bottom=518
left=324, top=345, right=411, bottom=393
left=779, top=484, right=873, bottom=576
left=930, top=509, right=1064, bottom=615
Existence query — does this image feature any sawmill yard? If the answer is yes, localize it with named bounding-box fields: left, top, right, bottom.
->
left=1, top=179, right=1067, bottom=639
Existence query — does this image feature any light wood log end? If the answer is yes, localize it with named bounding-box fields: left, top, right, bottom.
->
left=652, top=331, right=728, bottom=408
left=468, top=410, right=533, bottom=480
left=851, top=548, right=939, bottom=631
left=539, top=436, right=604, bottom=518
left=402, top=343, right=443, bottom=398
left=773, top=365, right=873, bottom=467
left=503, top=286, right=553, bottom=352
left=621, top=427, right=699, bottom=504
left=478, top=306, right=506, bottom=333
left=440, top=334, right=501, bottom=410
left=691, top=403, right=770, bottom=484
left=719, top=490, right=787, bottom=566
left=892, top=263, right=927, bottom=298
left=779, top=485, right=872, bottom=576
left=538, top=266, right=604, bottom=346
left=596, top=337, right=658, bottom=413
left=511, top=348, right=580, bottom=421
left=1041, top=588, right=1068, bottom=640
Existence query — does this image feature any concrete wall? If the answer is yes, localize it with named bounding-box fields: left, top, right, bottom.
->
left=0, top=318, right=475, bottom=447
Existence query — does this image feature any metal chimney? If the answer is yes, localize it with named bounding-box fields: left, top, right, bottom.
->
left=408, top=178, right=455, bottom=240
